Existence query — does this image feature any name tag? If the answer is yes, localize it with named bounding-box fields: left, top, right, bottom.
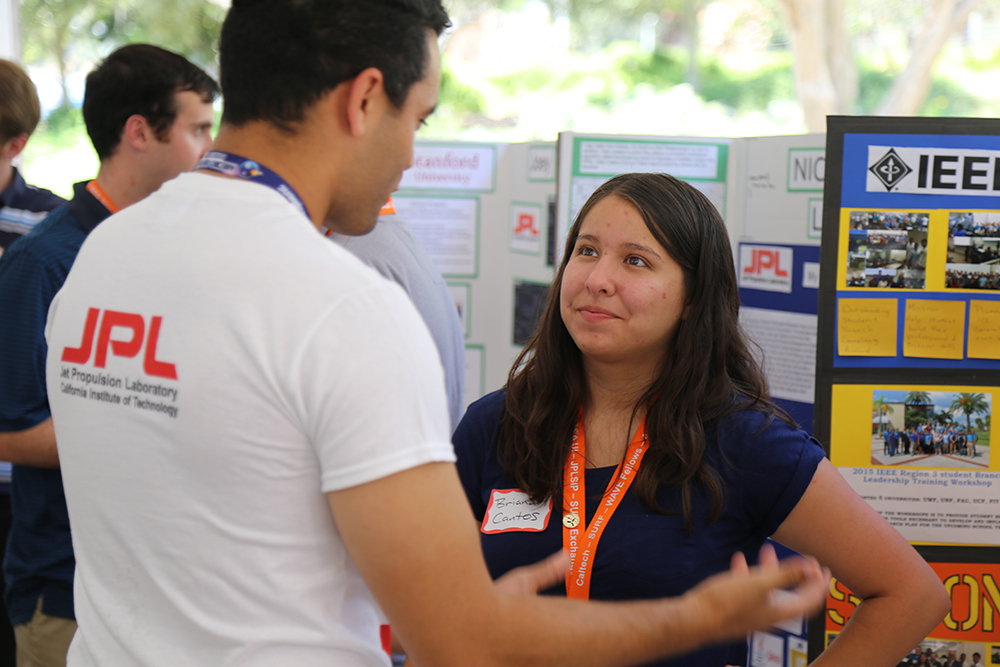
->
left=481, top=489, right=552, bottom=534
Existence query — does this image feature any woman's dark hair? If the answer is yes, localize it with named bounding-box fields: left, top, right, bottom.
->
left=499, top=172, right=790, bottom=532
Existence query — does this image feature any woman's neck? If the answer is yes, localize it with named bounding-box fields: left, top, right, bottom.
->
left=583, top=358, right=657, bottom=415
left=580, top=361, right=655, bottom=468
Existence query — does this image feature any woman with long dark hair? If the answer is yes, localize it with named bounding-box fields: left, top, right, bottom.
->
left=454, top=173, right=948, bottom=667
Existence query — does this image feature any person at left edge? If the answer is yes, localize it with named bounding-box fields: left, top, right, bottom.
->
left=0, top=59, right=65, bottom=256
left=0, top=44, right=217, bottom=667
left=0, top=57, right=67, bottom=662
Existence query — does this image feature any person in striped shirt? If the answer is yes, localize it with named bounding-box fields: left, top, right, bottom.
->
left=0, top=59, right=65, bottom=254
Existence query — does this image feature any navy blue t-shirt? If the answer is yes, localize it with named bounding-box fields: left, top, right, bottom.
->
left=0, top=168, right=66, bottom=250
left=0, top=181, right=109, bottom=624
left=454, top=389, right=826, bottom=667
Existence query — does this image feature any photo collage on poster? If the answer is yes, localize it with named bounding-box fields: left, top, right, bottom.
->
left=847, top=210, right=928, bottom=288
left=947, top=212, right=1000, bottom=291
left=836, top=206, right=1000, bottom=364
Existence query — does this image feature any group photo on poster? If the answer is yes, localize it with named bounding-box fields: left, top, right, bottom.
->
left=870, top=390, right=991, bottom=468
left=947, top=212, right=1000, bottom=291
left=846, top=209, right=929, bottom=288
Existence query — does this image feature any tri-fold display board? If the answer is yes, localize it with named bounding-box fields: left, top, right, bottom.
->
left=813, top=117, right=1000, bottom=663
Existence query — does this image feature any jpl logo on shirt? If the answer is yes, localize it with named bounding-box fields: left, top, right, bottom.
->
left=61, top=307, right=177, bottom=380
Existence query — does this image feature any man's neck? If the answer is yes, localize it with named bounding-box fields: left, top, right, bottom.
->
left=93, top=158, right=154, bottom=212
left=0, top=162, right=15, bottom=194
left=209, top=121, right=339, bottom=230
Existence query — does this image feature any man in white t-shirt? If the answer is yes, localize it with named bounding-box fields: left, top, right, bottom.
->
left=44, top=2, right=828, bottom=666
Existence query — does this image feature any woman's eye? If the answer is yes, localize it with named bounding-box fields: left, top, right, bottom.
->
left=626, top=256, right=648, bottom=267
left=578, top=246, right=597, bottom=257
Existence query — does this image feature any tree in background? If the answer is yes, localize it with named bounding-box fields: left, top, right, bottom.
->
left=949, top=392, right=989, bottom=436
left=20, top=0, right=109, bottom=109
left=20, top=0, right=225, bottom=109
left=872, top=395, right=893, bottom=435
left=905, top=391, right=932, bottom=405
left=765, top=0, right=983, bottom=129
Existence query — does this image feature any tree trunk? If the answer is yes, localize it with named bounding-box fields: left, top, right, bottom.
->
left=53, top=22, right=70, bottom=108
left=825, top=0, right=856, bottom=114
left=776, top=0, right=838, bottom=131
left=876, top=0, right=983, bottom=116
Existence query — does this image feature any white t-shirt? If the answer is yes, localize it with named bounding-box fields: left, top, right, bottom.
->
left=45, top=173, right=455, bottom=666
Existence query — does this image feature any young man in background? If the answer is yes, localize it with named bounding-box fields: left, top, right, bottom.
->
left=0, top=44, right=217, bottom=667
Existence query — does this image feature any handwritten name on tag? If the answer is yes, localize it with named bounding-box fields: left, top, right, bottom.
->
left=481, top=489, right=552, bottom=534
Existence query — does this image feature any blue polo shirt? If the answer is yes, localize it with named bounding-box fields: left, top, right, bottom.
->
left=0, top=168, right=66, bottom=250
left=0, top=181, right=110, bottom=624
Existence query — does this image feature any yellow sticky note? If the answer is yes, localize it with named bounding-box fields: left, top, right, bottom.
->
left=968, top=300, right=1000, bottom=360
left=903, top=300, right=966, bottom=359
left=838, top=298, right=897, bottom=356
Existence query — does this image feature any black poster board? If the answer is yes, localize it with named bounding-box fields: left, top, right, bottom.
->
left=811, top=116, right=1000, bottom=662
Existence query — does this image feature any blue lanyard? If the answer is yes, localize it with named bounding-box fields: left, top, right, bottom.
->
left=196, top=151, right=309, bottom=219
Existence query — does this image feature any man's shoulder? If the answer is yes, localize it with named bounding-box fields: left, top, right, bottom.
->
left=15, top=182, right=67, bottom=212
left=3, top=170, right=66, bottom=211
left=1, top=206, right=83, bottom=267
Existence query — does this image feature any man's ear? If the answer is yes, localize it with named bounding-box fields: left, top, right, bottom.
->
left=123, top=114, right=155, bottom=152
left=0, top=134, right=29, bottom=161
left=345, top=67, right=386, bottom=138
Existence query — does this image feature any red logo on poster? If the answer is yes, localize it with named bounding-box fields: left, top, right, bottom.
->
left=515, top=213, right=538, bottom=236
left=743, top=248, right=789, bottom=277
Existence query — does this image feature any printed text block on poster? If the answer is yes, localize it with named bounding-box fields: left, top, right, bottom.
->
left=968, top=300, right=1000, bottom=360
left=903, top=300, right=966, bottom=360
left=838, top=298, right=897, bottom=356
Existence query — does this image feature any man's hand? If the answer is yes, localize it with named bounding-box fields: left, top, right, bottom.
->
left=684, top=544, right=829, bottom=645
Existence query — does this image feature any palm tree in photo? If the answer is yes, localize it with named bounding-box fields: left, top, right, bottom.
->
left=950, top=393, right=989, bottom=436
left=872, top=395, right=894, bottom=435
left=905, top=391, right=931, bottom=405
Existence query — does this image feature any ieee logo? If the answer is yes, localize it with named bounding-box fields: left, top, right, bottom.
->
left=868, top=148, right=912, bottom=191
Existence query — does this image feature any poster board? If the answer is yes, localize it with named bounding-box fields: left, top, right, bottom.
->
left=813, top=116, right=1000, bottom=662
left=555, top=133, right=734, bottom=268
left=732, top=134, right=825, bottom=434
left=396, top=140, right=556, bottom=408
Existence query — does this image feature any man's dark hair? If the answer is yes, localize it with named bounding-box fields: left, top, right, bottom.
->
left=219, top=0, right=450, bottom=132
left=83, top=44, right=219, bottom=161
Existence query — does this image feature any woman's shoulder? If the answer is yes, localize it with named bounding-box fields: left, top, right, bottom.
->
left=453, top=389, right=507, bottom=451
left=463, top=388, right=506, bottom=424
left=709, top=401, right=820, bottom=462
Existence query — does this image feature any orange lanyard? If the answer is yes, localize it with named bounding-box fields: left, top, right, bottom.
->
left=562, top=412, right=648, bottom=599
left=86, top=180, right=119, bottom=214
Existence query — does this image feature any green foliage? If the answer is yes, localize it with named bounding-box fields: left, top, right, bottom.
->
left=439, top=66, right=487, bottom=116
left=612, top=47, right=686, bottom=89
left=698, top=55, right=795, bottom=110
left=905, top=391, right=931, bottom=405
left=905, top=408, right=927, bottom=429
left=35, top=104, right=84, bottom=141
left=490, top=65, right=587, bottom=96
left=20, top=0, right=225, bottom=110
left=91, top=0, right=226, bottom=73
left=855, top=63, right=987, bottom=117
left=487, top=43, right=797, bottom=116
left=920, top=77, right=985, bottom=118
